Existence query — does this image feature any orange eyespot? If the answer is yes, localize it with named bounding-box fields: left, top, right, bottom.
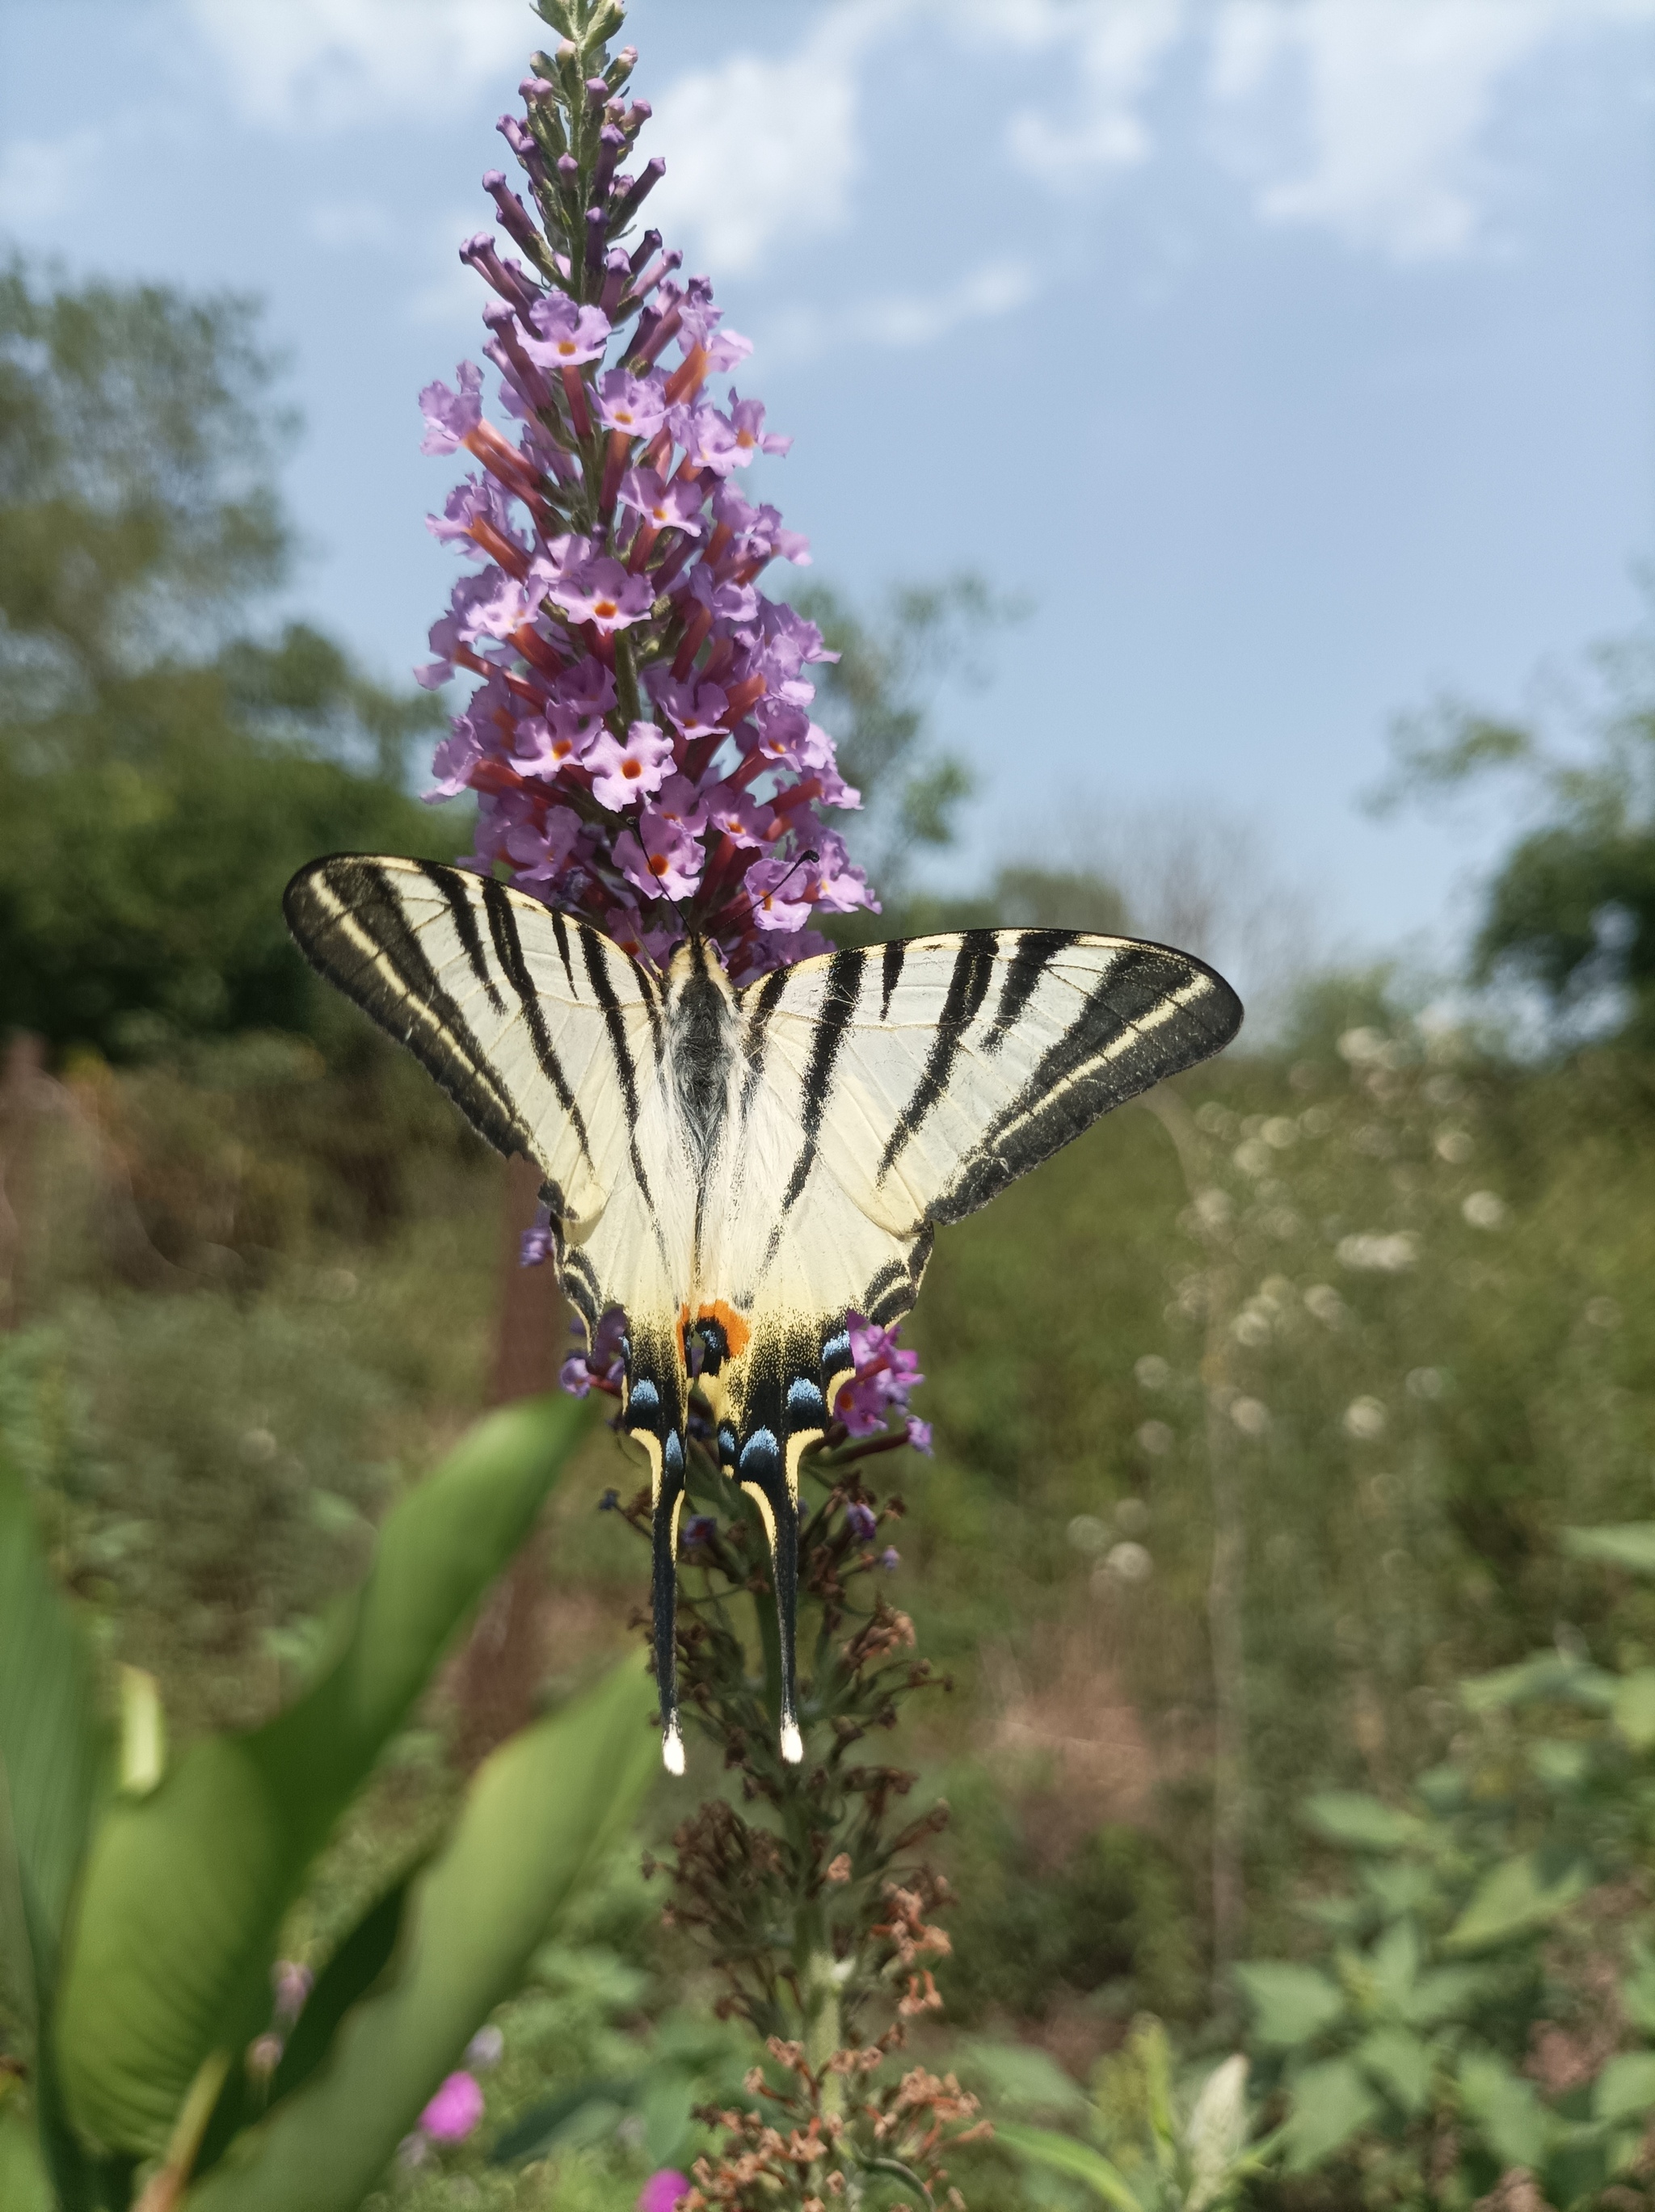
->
left=679, top=1299, right=752, bottom=1363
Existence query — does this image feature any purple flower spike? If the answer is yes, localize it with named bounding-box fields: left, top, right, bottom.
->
left=881, top=1547, right=900, bottom=1572
left=846, top=1502, right=878, bottom=1542
left=417, top=22, right=878, bottom=1032
left=638, top=2173, right=691, bottom=2212
left=419, top=2071, right=484, bottom=2143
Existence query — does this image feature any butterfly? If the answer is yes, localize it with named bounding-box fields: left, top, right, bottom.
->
left=284, top=853, right=1242, bottom=1773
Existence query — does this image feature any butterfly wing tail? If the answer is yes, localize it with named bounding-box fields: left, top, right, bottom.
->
left=620, top=1322, right=690, bottom=1773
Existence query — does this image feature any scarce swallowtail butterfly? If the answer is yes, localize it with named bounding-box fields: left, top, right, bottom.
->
left=284, top=853, right=1242, bottom=1773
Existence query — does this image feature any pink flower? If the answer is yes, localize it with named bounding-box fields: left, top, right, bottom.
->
left=743, top=855, right=813, bottom=932
left=522, top=295, right=612, bottom=367
left=595, top=366, right=668, bottom=438
left=618, top=465, right=704, bottom=536
left=727, top=390, right=791, bottom=462
left=586, top=721, right=675, bottom=810
left=418, top=360, right=482, bottom=454
left=549, top=557, right=655, bottom=635
left=638, top=2173, right=691, bottom=2212
left=617, top=810, right=704, bottom=902
left=419, top=2071, right=485, bottom=2143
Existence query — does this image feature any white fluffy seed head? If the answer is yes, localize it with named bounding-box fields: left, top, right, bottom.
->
left=780, top=1720, right=803, bottom=1765
left=663, top=1726, right=685, bottom=1777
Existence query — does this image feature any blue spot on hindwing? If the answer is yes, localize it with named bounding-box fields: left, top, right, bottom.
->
left=739, top=1428, right=781, bottom=1482
left=628, top=1377, right=659, bottom=1416
left=822, top=1328, right=850, bottom=1365
left=663, top=1431, right=684, bottom=1476
left=788, top=1377, right=825, bottom=1423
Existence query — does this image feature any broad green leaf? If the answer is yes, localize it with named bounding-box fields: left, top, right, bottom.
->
left=0, top=2105, right=53, bottom=2212
left=992, top=2121, right=1146, bottom=2212
left=1613, top=1669, right=1655, bottom=1753
left=185, top=1655, right=659, bottom=2212
left=1443, top=1850, right=1590, bottom=1953
left=1526, top=1738, right=1593, bottom=1793
left=1360, top=1861, right=1436, bottom=1920
left=1302, top=1793, right=1424, bottom=1854
left=1458, top=2053, right=1548, bottom=2171
left=0, top=1453, right=110, bottom=1998
left=0, top=1454, right=113, bottom=2211
left=641, top=2069, right=697, bottom=2166
left=1563, top=1524, right=1655, bottom=1578
left=1233, top=1962, right=1345, bottom=2050
left=196, top=1865, right=419, bottom=2178
left=953, top=2040, right=1090, bottom=2117
left=56, top=1394, right=588, bottom=2156
left=1594, top=2052, right=1655, bottom=2126
left=1279, top=2057, right=1379, bottom=2172
left=1356, top=2027, right=1433, bottom=2115
left=1460, top=1654, right=1616, bottom=1714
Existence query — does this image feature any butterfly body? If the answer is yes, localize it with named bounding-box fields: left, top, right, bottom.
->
left=284, top=854, right=1243, bottom=1772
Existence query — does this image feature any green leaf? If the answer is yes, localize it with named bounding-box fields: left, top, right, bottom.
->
left=1619, top=1941, right=1655, bottom=2033
left=0, top=2105, right=53, bottom=2212
left=54, top=1394, right=588, bottom=2157
left=1443, top=1850, right=1591, bottom=1953
left=1458, top=2053, right=1549, bottom=2171
left=1460, top=1654, right=1617, bottom=1714
left=1279, top=2057, right=1379, bottom=2172
left=491, top=2079, right=641, bottom=2166
left=1302, top=1793, right=1425, bottom=1853
left=0, top=1453, right=110, bottom=1999
left=641, top=2068, right=697, bottom=2167
left=992, top=2121, right=1146, bottom=2212
left=0, top=1453, right=112, bottom=2210
left=186, top=1656, right=659, bottom=2212
left=1563, top=1524, right=1655, bottom=1578
left=1613, top=1669, right=1655, bottom=1752
left=1404, top=1966, right=1494, bottom=2028
left=953, top=2040, right=1090, bottom=2117
left=1233, top=1963, right=1346, bottom=2050
left=1356, top=2028, right=1433, bottom=2116
left=196, top=1865, right=420, bottom=2178
left=1594, top=2052, right=1655, bottom=2126
left=1367, top=1919, right=1422, bottom=2012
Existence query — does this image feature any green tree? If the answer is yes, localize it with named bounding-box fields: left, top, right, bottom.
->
left=0, top=260, right=455, bottom=1058
left=1377, top=612, right=1655, bottom=1045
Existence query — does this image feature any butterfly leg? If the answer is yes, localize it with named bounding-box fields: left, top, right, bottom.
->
left=620, top=1323, right=690, bottom=1775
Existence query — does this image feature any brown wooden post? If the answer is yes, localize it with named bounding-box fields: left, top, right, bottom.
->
left=449, top=1150, right=566, bottom=1765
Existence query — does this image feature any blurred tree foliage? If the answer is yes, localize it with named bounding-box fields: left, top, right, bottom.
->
left=0, top=260, right=457, bottom=1058
left=796, top=574, right=1025, bottom=889
left=1379, top=612, right=1655, bottom=1045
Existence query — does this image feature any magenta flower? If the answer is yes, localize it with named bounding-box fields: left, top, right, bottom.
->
left=596, top=366, right=668, bottom=438
left=548, top=555, right=655, bottom=633
left=617, top=812, right=703, bottom=902
left=835, top=1316, right=927, bottom=1439
left=419, top=2071, right=485, bottom=2143
left=419, top=361, right=483, bottom=454
left=846, top=1502, right=878, bottom=1542
left=618, top=465, right=704, bottom=536
left=587, top=721, right=674, bottom=809
left=638, top=2173, right=691, bottom=2212
left=522, top=294, right=613, bottom=367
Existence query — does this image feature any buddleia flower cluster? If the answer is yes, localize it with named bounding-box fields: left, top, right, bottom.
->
left=416, top=0, right=875, bottom=981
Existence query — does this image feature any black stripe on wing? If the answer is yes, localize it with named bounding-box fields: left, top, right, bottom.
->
left=930, top=940, right=1241, bottom=1226
left=876, top=930, right=1000, bottom=1184
left=779, top=946, right=866, bottom=1214
left=284, top=856, right=536, bottom=1165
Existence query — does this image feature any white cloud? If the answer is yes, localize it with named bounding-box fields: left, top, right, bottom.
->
left=180, top=0, right=529, bottom=128
left=766, top=257, right=1038, bottom=363
left=646, top=1, right=908, bottom=275
left=0, top=129, right=99, bottom=228
left=988, top=0, right=1190, bottom=181
left=1210, top=0, right=1655, bottom=261
left=307, top=200, right=396, bottom=250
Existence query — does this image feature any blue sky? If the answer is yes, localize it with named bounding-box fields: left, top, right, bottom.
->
left=2, top=0, right=1651, bottom=986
